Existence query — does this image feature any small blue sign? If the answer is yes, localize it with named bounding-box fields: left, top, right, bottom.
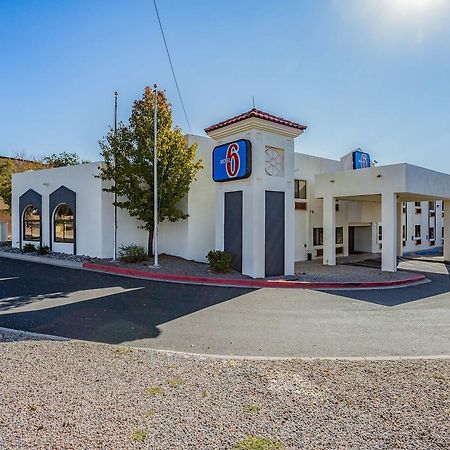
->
left=353, top=150, right=371, bottom=169
left=212, top=139, right=252, bottom=182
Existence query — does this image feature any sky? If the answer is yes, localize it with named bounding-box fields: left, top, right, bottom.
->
left=1, top=0, right=450, bottom=171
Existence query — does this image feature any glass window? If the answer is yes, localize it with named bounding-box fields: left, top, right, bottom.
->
left=313, top=228, right=323, bottom=246
left=402, top=225, right=406, bottom=239
left=378, top=225, right=382, bottom=241
left=429, top=227, right=435, bottom=240
left=294, top=180, right=306, bottom=200
left=23, top=206, right=40, bottom=241
left=415, top=225, right=421, bottom=238
left=415, top=201, right=421, bottom=207
left=336, top=227, right=344, bottom=244
left=54, top=204, right=74, bottom=243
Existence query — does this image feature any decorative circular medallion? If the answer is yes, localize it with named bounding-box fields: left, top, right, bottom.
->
left=265, top=147, right=284, bottom=177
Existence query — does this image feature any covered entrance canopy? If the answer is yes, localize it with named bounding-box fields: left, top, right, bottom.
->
left=315, top=163, right=450, bottom=272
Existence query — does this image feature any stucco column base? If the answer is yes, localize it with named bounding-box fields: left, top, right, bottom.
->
left=397, top=201, right=403, bottom=258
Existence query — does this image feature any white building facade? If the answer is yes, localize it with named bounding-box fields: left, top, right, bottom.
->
left=11, top=108, right=450, bottom=277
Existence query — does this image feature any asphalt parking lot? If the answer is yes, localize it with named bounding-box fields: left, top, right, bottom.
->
left=0, top=257, right=449, bottom=357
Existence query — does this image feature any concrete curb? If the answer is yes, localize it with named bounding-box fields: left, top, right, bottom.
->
left=82, top=262, right=428, bottom=290
left=1, top=326, right=448, bottom=362
left=0, top=251, right=83, bottom=270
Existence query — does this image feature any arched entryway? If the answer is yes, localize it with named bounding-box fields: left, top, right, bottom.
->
left=49, top=186, right=76, bottom=254
left=19, top=189, right=42, bottom=249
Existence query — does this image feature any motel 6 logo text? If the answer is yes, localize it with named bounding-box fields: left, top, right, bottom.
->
left=360, top=153, right=368, bottom=168
left=220, top=142, right=240, bottom=178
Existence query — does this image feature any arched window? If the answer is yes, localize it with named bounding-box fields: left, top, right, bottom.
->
left=23, top=205, right=41, bottom=241
left=54, top=204, right=74, bottom=243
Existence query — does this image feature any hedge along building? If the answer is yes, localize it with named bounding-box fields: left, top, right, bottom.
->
left=11, top=108, right=450, bottom=277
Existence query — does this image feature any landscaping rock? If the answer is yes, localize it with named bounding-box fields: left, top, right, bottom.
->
left=0, top=336, right=448, bottom=449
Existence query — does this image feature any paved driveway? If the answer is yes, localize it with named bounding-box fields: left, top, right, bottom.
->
left=0, top=257, right=449, bottom=357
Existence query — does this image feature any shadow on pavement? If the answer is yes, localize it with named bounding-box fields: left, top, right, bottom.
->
left=0, top=258, right=252, bottom=344
left=333, top=255, right=450, bottom=306
left=322, top=271, right=450, bottom=306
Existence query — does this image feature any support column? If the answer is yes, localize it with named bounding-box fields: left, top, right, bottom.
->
left=371, top=222, right=378, bottom=254
left=323, top=196, right=336, bottom=266
left=381, top=193, right=398, bottom=272
left=397, top=202, right=403, bottom=257
left=444, top=200, right=450, bottom=262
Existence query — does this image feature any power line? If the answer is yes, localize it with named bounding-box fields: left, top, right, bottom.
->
left=153, top=0, right=192, bottom=133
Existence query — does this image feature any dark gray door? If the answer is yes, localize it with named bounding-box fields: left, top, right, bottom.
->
left=224, top=191, right=243, bottom=272
left=265, top=191, right=285, bottom=277
left=348, top=226, right=355, bottom=254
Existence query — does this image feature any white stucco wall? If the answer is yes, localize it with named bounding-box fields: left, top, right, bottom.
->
left=12, top=162, right=106, bottom=256
left=157, top=134, right=215, bottom=263
left=10, top=137, right=216, bottom=262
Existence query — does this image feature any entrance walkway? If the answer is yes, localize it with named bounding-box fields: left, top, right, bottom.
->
left=294, top=253, right=412, bottom=283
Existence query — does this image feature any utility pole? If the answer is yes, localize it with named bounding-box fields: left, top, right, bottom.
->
left=153, top=84, right=160, bottom=267
left=113, top=91, right=118, bottom=260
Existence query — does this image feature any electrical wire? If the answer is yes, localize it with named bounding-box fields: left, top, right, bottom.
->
left=153, top=0, right=192, bottom=133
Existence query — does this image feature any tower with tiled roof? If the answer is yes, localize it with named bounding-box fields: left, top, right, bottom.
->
left=205, top=108, right=306, bottom=278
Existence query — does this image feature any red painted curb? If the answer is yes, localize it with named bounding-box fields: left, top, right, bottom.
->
left=82, top=262, right=427, bottom=289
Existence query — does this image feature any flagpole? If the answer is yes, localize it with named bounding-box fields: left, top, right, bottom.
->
left=113, top=91, right=118, bottom=260
left=153, top=84, right=159, bottom=267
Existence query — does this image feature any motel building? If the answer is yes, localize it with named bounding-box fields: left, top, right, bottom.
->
left=11, top=108, right=450, bottom=278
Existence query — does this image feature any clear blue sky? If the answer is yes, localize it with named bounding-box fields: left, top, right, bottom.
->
left=1, top=0, right=450, bottom=171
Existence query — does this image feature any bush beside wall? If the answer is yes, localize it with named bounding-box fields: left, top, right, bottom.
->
left=206, top=250, right=232, bottom=273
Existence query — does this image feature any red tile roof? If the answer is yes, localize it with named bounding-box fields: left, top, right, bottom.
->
left=204, top=108, right=307, bottom=133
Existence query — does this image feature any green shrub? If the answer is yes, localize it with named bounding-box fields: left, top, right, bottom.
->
left=23, top=243, right=37, bottom=253
left=37, top=245, right=50, bottom=255
left=206, top=250, right=232, bottom=273
left=118, top=244, right=147, bottom=263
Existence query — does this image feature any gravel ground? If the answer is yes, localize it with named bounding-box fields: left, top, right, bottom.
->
left=0, top=334, right=448, bottom=449
left=294, top=260, right=420, bottom=282
left=96, top=254, right=247, bottom=280
left=0, top=243, right=91, bottom=263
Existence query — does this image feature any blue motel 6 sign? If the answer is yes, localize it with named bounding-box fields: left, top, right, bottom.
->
left=352, top=150, right=371, bottom=169
left=212, top=139, right=252, bottom=182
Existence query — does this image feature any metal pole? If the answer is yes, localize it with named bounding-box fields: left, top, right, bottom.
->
left=153, top=84, right=159, bottom=267
left=113, top=91, right=118, bottom=260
